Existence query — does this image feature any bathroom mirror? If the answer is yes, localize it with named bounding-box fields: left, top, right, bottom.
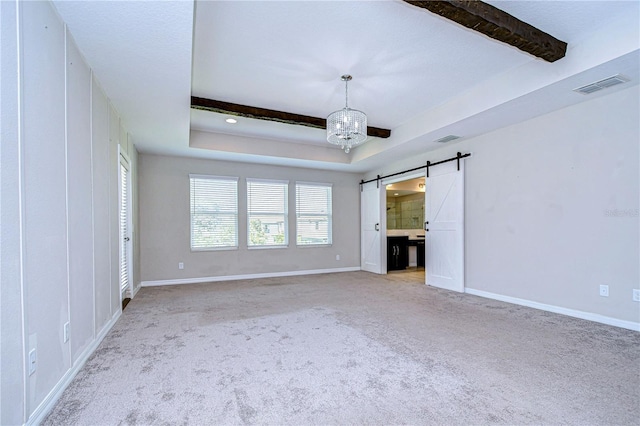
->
left=386, top=178, right=425, bottom=230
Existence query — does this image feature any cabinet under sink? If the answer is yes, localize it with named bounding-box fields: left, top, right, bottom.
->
left=387, top=236, right=409, bottom=271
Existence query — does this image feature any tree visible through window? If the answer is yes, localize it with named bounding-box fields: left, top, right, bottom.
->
left=296, top=182, right=332, bottom=245
left=247, top=179, right=288, bottom=248
left=190, top=175, right=238, bottom=250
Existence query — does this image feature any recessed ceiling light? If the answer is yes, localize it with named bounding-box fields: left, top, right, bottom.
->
left=394, top=193, right=399, bottom=196
left=225, top=118, right=237, bottom=124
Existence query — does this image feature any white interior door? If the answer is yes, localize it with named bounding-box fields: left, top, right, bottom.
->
left=118, top=153, right=132, bottom=299
left=361, top=181, right=384, bottom=273
left=425, top=160, right=464, bottom=292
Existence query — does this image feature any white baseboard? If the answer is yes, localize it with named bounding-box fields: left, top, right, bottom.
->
left=141, top=266, right=362, bottom=287
left=131, top=282, right=141, bottom=297
left=26, top=311, right=122, bottom=426
left=465, top=288, right=640, bottom=332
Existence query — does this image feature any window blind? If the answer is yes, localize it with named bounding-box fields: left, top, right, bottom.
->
left=296, top=183, right=332, bottom=245
left=247, top=179, right=288, bottom=247
left=190, top=175, right=238, bottom=250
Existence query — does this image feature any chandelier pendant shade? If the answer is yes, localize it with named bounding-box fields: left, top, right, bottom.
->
left=327, top=75, right=367, bottom=154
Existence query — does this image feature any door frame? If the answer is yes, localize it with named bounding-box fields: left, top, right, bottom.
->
left=368, top=167, right=465, bottom=292
left=382, top=171, right=426, bottom=275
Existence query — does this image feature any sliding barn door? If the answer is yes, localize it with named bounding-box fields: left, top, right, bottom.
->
left=425, top=160, right=464, bottom=292
left=361, top=181, right=384, bottom=274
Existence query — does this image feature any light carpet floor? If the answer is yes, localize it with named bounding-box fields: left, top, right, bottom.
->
left=44, top=271, right=640, bottom=425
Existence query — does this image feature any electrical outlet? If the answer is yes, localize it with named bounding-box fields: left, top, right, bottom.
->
left=178, top=262, right=184, bottom=270
left=63, top=322, right=70, bottom=343
left=336, top=254, right=340, bottom=261
left=599, top=284, right=609, bottom=297
left=633, top=289, right=640, bottom=302
left=28, top=349, right=37, bottom=375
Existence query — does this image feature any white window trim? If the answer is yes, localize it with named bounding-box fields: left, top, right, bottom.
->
left=246, top=178, right=289, bottom=249
left=189, top=173, right=239, bottom=181
left=189, top=174, right=239, bottom=251
left=295, top=181, right=333, bottom=247
left=295, top=181, right=333, bottom=187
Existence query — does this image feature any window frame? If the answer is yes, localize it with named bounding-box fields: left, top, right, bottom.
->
left=295, top=181, right=333, bottom=247
left=246, top=178, right=289, bottom=249
left=189, top=174, right=239, bottom=251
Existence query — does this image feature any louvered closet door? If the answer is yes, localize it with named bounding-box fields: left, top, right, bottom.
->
left=119, top=156, right=131, bottom=295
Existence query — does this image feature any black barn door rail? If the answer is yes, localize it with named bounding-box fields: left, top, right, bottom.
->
left=359, top=152, right=471, bottom=191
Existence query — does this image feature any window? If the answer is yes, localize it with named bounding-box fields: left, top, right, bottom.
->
left=190, top=175, right=238, bottom=250
left=296, top=182, right=332, bottom=246
left=247, top=179, right=288, bottom=248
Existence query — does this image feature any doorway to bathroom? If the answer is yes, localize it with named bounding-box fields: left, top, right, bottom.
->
left=385, top=173, right=425, bottom=283
left=361, top=152, right=468, bottom=292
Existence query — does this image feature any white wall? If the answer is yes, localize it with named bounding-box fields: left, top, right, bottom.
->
left=92, top=78, right=113, bottom=333
left=130, top=139, right=142, bottom=296
left=108, top=105, right=121, bottom=313
left=0, top=1, right=140, bottom=424
left=1, top=1, right=27, bottom=423
left=365, top=85, right=640, bottom=327
left=21, top=0, right=70, bottom=411
left=66, top=25, right=95, bottom=364
left=139, top=155, right=362, bottom=283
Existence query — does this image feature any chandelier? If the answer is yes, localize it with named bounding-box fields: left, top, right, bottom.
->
left=327, top=75, right=367, bottom=153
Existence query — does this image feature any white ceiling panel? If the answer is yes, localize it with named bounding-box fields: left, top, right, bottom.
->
left=53, top=0, right=639, bottom=172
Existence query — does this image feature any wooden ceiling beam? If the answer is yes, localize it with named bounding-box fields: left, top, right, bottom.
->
left=403, top=0, right=567, bottom=62
left=191, top=96, right=392, bottom=139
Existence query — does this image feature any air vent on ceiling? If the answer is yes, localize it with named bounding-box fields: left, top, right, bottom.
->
left=573, top=74, right=630, bottom=95
left=434, top=135, right=461, bottom=143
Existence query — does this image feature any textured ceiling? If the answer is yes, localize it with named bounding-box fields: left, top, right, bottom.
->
left=53, top=0, right=194, bottom=155
left=53, top=0, right=640, bottom=172
left=192, top=0, right=531, bottom=129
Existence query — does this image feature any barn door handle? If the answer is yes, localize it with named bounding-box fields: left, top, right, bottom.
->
left=375, top=223, right=380, bottom=231
left=423, top=221, right=429, bottom=231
